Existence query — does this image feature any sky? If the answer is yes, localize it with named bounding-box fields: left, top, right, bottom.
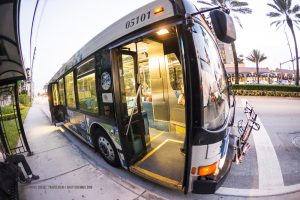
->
left=19, top=0, right=300, bottom=94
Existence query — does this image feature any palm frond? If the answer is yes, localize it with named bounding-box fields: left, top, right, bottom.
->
left=266, top=12, right=282, bottom=18
left=274, top=0, right=288, bottom=11
left=259, top=55, right=267, bottom=62
left=233, top=15, right=242, bottom=28
left=267, top=3, right=283, bottom=14
left=230, top=1, right=249, bottom=8
left=197, top=1, right=214, bottom=7
left=199, top=0, right=252, bottom=28
left=295, top=22, right=300, bottom=30
left=294, top=20, right=300, bottom=27
left=231, top=7, right=252, bottom=14
left=291, top=5, right=300, bottom=14
left=213, top=0, right=223, bottom=6
left=296, top=13, right=300, bottom=19
left=270, top=20, right=282, bottom=27
left=245, top=56, right=255, bottom=62
left=287, top=0, right=292, bottom=10
left=276, top=20, right=285, bottom=30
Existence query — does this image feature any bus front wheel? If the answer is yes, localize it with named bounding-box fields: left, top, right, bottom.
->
left=96, top=131, right=120, bottom=167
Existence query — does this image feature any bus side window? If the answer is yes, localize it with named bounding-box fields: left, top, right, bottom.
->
left=58, top=78, right=65, bottom=105
left=52, top=84, right=59, bottom=106
left=76, top=59, right=98, bottom=114
left=65, top=71, right=76, bottom=109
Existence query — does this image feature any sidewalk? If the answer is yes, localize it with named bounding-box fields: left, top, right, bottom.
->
left=18, top=101, right=166, bottom=200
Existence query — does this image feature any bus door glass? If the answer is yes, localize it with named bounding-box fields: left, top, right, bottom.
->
left=116, top=26, right=187, bottom=190
left=50, top=83, right=65, bottom=123
left=117, top=50, right=147, bottom=163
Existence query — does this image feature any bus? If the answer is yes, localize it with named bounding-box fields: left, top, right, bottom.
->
left=48, top=0, right=259, bottom=194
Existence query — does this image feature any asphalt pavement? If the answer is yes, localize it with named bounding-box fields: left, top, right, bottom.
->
left=18, top=96, right=300, bottom=200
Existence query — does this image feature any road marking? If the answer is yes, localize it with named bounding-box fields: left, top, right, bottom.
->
left=146, top=131, right=165, bottom=146
left=241, top=98, right=284, bottom=189
left=217, top=183, right=300, bottom=197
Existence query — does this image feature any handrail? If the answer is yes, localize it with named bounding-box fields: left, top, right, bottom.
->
left=125, top=85, right=141, bottom=136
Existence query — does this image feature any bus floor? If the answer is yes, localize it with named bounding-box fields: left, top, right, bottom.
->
left=130, top=127, right=185, bottom=190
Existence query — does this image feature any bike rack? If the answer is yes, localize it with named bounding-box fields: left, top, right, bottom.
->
left=235, top=101, right=260, bottom=164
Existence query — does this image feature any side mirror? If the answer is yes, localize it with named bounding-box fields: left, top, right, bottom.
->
left=210, top=10, right=236, bottom=43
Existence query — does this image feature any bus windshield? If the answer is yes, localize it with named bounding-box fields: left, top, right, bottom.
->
left=192, top=22, right=229, bottom=130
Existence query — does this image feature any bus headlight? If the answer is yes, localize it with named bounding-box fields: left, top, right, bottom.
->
left=196, top=162, right=218, bottom=176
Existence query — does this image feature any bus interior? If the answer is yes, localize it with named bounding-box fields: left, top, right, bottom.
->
left=118, top=26, right=186, bottom=189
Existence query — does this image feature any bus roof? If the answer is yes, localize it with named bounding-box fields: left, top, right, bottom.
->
left=50, top=0, right=175, bottom=83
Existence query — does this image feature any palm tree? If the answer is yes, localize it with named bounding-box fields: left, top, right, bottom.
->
left=267, top=0, right=300, bottom=86
left=198, top=0, right=252, bottom=84
left=246, top=49, right=267, bottom=84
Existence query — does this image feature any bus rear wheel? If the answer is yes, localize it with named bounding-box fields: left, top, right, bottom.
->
left=96, top=132, right=120, bottom=167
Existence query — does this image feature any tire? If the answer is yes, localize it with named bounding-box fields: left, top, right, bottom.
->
left=95, top=131, right=120, bottom=167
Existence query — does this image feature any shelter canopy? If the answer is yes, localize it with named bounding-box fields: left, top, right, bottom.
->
left=0, top=0, right=25, bottom=85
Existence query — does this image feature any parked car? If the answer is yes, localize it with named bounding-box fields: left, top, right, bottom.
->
left=246, top=80, right=256, bottom=84
left=259, top=80, right=269, bottom=85
left=280, top=80, right=289, bottom=85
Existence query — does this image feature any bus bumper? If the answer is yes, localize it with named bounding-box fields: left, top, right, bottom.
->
left=192, top=158, right=232, bottom=194
left=192, top=133, right=235, bottom=194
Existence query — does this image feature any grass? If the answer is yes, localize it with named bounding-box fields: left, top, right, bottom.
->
left=2, top=106, right=30, bottom=149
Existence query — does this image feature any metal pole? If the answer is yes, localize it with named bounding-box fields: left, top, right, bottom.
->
left=280, top=62, right=282, bottom=82
left=284, top=31, right=295, bottom=75
left=30, top=47, right=36, bottom=103
left=0, top=124, right=10, bottom=154
left=14, top=83, right=33, bottom=155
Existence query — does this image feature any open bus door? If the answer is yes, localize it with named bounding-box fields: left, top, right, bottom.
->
left=48, top=83, right=65, bottom=124
left=112, top=49, right=148, bottom=165
left=112, top=30, right=187, bottom=190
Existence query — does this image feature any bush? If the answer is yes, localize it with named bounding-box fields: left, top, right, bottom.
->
left=231, top=84, right=300, bottom=97
left=0, top=105, right=26, bottom=120
left=0, top=105, right=24, bottom=114
left=232, top=84, right=300, bottom=92
left=0, top=113, right=15, bottom=120
left=1, top=105, right=14, bottom=114
left=233, top=89, right=300, bottom=97
left=18, top=94, right=31, bottom=106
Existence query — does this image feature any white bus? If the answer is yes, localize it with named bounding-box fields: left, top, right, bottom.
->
left=48, top=0, right=258, bottom=194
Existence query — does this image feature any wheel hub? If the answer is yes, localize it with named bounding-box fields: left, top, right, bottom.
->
left=98, top=136, right=115, bottom=161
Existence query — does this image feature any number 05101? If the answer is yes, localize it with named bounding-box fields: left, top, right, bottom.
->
left=125, top=11, right=151, bottom=29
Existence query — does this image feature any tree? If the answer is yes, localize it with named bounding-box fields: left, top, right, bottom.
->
left=198, top=0, right=252, bottom=84
left=246, top=49, right=267, bottom=84
left=267, top=0, right=300, bottom=86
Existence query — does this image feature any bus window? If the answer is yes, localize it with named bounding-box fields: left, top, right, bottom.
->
left=193, top=23, right=229, bottom=130
left=58, top=78, right=65, bottom=105
left=120, top=54, right=137, bottom=116
left=65, top=71, right=76, bottom=109
left=76, top=58, right=98, bottom=113
left=52, top=84, right=59, bottom=106
left=167, top=53, right=184, bottom=105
